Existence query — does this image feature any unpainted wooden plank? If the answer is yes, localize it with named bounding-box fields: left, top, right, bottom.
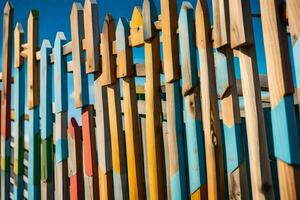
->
left=70, top=3, right=89, bottom=108
left=27, top=10, right=40, bottom=109
left=83, top=0, right=100, bottom=73
left=195, top=1, right=225, bottom=199
left=14, top=23, right=24, bottom=68
left=212, top=0, right=229, bottom=48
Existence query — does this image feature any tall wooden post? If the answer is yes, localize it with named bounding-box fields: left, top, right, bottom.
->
left=143, top=0, right=167, bottom=199
left=101, top=13, right=128, bottom=199
left=178, top=2, right=207, bottom=199
left=228, top=0, right=274, bottom=198
left=260, top=0, right=300, bottom=199
left=0, top=2, right=13, bottom=199
left=160, top=0, right=187, bottom=199
left=27, top=10, right=41, bottom=200
left=53, top=32, right=69, bottom=200
left=40, top=39, right=54, bottom=199
left=13, top=22, right=25, bottom=200
left=116, top=17, right=145, bottom=199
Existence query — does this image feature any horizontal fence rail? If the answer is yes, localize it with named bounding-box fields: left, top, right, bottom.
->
left=0, top=0, right=300, bottom=199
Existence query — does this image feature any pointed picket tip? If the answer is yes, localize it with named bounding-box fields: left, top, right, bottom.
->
left=68, top=117, right=80, bottom=139
left=84, top=0, right=97, bottom=7
left=180, top=1, right=194, bottom=13
left=131, top=6, right=143, bottom=28
left=142, top=0, right=158, bottom=40
left=28, top=10, right=39, bottom=20
left=117, top=17, right=130, bottom=36
left=4, top=1, right=13, bottom=12
left=102, top=13, right=114, bottom=32
left=54, top=32, right=67, bottom=45
left=71, top=2, right=84, bottom=14
left=116, top=17, right=130, bottom=52
left=14, top=23, right=24, bottom=34
left=41, top=39, right=52, bottom=50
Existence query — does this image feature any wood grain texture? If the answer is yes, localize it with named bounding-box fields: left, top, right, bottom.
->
left=160, top=0, right=180, bottom=82
left=83, top=0, right=100, bottom=73
left=117, top=17, right=145, bottom=199
left=143, top=0, right=167, bottom=198
left=14, top=23, right=24, bottom=68
left=228, top=0, right=253, bottom=48
left=82, top=105, right=99, bottom=199
left=27, top=10, right=40, bottom=109
left=70, top=3, right=89, bottom=108
left=195, top=1, right=225, bottom=199
left=238, top=47, right=274, bottom=199
left=100, top=14, right=116, bottom=86
left=212, top=0, right=229, bottom=48
left=130, top=6, right=144, bottom=47
left=93, top=72, right=114, bottom=199
left=287, top=0, right=300, bottom=43
left=259, top=0, right=294, bottom=107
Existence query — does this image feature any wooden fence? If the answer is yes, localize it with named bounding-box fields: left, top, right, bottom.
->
left=0, top=0, right=300, bottom=199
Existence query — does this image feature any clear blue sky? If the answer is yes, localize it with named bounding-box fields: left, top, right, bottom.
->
left=0, top=0, right=275, bottom=137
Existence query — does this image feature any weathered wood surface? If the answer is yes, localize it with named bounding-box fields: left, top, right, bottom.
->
left=143, top=0, right=167, bottom=199
left=195, top=1, right=225, bottom=199
left=260, top=0, right=300, bottom=199
left=117, top=17, right=145, bottom=199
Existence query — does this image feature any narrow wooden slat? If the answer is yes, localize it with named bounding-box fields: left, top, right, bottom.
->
left=142, top=0, right=167, bottom=198
left=83, top=0, right=100, bottom=73
left=194, top=1, right=225, bottom=199
left=212, top=0, right=229, bottom=48
left=161, top=0, right=187, bottom=199
left=14, top=23, right=24, bottom=68
left=70, top=3, right=89, bottom=108
left=100, top=14, right=116, bottom=86
left=68, top=118, right=84, bottom=200
left=160, top=0, right=180, bottom=82
left=53, top=32, right=69, bottom=200
left=82, top=105, right=99, bottom=199
left=13, top=26, right=26, bottom=199
left=40, top=39, right=54, bottom=200
left=260, top=0, right=300, bottom=199
left=27, top=10, right=40, bottom=109
left=130, top=6, right=144, bottom=47
left=116, top=17, right=145, bottom=199
left=0, top=3, right=13, bottom=199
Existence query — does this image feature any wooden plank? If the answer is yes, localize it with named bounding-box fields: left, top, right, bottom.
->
left=142, top=0, right=167, bottom=198
left=194, top=1, right=225, bottom=199
left=14, top=23, right=24, bottom=68
left=212, top=0, right=229, bottom=48
left=101, top=13, right=128, bottom=199
left=228, top=0, right=253, bottom=48
left=100, top=14, right=116, bottom=86
left=13, top=45, right=26, bottom=200
left=82, top=105, right=99, bottom=199
left=53, top=32, right=69, bottom=200
left=70, top=3, right=89, bottom=108
left=161, top=0, right=187, bottom=198
left=28, top=107, right=41, bottom=199
left=68, top=118, right=84, bottom=200
left=116, top=17, right=145, bottom=199
left=160, top=0, right=180, bottom=82
left=40, top=39, right=54, bottom=200
left=27, top=10, right=40, bottom=109
left=260, top=0, right=300, bottom=198
left=130, top=6, right=144, bottom=47
left=0, top=3, right=13, bottom=199
left=83, top=0, right=100, bottom=73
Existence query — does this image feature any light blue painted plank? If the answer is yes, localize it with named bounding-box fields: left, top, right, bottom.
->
left=116, top=17, right=130, bottom=52
left=271, top=95, right=300, bottom=164
left=40, top=40, right=53, bottom=139
left=215, top=51, right=230, bottom=98
left=54, top=32, right=68, bottom=113
left=293, top=39, right=300, bottom=88
left=178, top=2, right=199, bottom=96
left=55, top=139, right=68, bottom=163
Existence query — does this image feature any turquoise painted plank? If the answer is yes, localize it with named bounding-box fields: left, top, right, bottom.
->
left=142, top=0, right=158, bottom=41
left=167, top=81, right=187, bottom=200
left=183, top=97, right=206, bottom=193
left=40, top=40, right=53, bottom=139
left=271, top=95, right=300, bottom=164
left=215, top=51, right=230, bottom=98
left=55, top=139, right=69, bottom=163
left=178, top=2, right=199, bottom=96
left=54, top=32, right=68, bottom=113
left=13, top=65, right=25, bottom=200
left=292, top=39, right=300, bottom=88
left=28, top=107, right=41, bottom=200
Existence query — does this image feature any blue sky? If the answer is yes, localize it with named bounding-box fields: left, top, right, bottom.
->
left=0, top=0, right=277, bottom=138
